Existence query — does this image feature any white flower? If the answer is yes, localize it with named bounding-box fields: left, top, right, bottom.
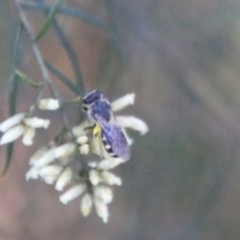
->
left=55, top=167, right=73, bottom=191
left=94, top=199, right=109, bottom=223
left=30, top=148, right=55, bottom=168
left=0, top=125, right=25, bottom=145
left=0, top=112, right=26, bottom=132
left=100, top=171, right=122, bottom=186
left=24, top=117, right=50, bottom=129
left=98, top=158, right=124, bottom=170
left=81, top=193, right=93, bottom=217
left=72, top=121, right=89, bottom=137
left=38, top=165, right=63, bottom=178
left=88, top=161, right=98, bottom=168
left=93, top=186, right=113, bottom=204
left=26, top=165, right=63, bottom=184
left=38, top=99, right=60, bottom=110
left=76, top=136, right=88, bottom=145
left=26, top=167, right=39, bottom=181
left=22, top=127, right=36, bottom=145
left=116, top=116, right=148, bottom=135
left=43, top=175, right=60, bottom=185
left=111, top=93, right=135, bottom=112
left=79, top=144, right=89, bottom=155
left=54, top=143, right=76, bottom=159
left=89, top=169, right=101, bottom=186
left=59, top=184, right=86, bottom=205
left=0, top=113, right=51, bottom=145
left=29, top=146, right=48, bottom=164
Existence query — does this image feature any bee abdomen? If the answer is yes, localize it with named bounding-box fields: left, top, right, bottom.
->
left=101, top=135, right=118, bottom=158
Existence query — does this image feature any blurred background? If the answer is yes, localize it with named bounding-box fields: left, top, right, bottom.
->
left=1, top=0, right=240, bottom=239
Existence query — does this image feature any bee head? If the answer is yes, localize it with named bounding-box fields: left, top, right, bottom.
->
left=82, top=90, right=102, bottom=111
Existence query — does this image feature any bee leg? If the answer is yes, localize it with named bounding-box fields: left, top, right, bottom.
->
left=84, top=124, right=96, bottom=132
left=93, top=124, right=104, bottom=158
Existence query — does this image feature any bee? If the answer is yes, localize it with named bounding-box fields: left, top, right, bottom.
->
left=82, top=90, right=130, bottom=161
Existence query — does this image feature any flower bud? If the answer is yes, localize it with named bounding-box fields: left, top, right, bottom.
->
left=100, top=171, right=122, bottom=186
left=0, top=113, right=26, bottom=132
left=79, top=144, right=89, bottom=155
left=38, top=99, right=60, bottom=110
left=93, top=186, right=113, bottom=204
left=0, top=125, right=24, bottom=145
left=31, top=148, right=55, bottom=168
left=54, top=143, right=76, bottom=159
left=38, top=165, right=63, bottom=177
left=81, top=193, right=93, bottom=217
left=25, top=167, right=39, bottom=181
left=76, top=135, right=88, bottom=145
left=111, top=93, right=135, bottom=112
left=116, top=116, right=148, bottom=135
left=98, top=158, right=124, bottom=170
left=94, top=199, right=109, bottom=223
left=24, top=117, right=50, bottom=129
left=59, top=184, right=86, bottom=205
left=22, top=127, right=36, bottom=145
left=55, top=167, right=73, bottom=191
left=89, top=169, right=101, bottom=186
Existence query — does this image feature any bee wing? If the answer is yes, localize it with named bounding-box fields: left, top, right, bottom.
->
left=95, top=114, right=131, bottom=161
left=110, top=125, right=130, bottom=161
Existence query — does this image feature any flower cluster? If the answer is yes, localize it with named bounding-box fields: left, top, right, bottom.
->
left=0, top=112, right=50, bottom=146
left=0, top=93, right=148, bottom=223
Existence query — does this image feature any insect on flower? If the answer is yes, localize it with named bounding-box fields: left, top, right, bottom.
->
left=82, top=90, right=130, bottom=161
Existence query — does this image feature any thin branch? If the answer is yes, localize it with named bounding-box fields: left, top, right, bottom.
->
left=21, top=1, right=125, bottom=68
left=35, top=0, right=85, bottom=96
left=2, top=24, right=24, bottom=176
left=20, top=1, right=117, bottom=40
left=44, top=60, right=81, bottom=95
left=14, top=0, right=74, bottom=136
left=34, top=0, right=64, bottom=41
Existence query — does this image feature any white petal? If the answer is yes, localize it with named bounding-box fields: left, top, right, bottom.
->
left=111, top=93, right=135, bottom=112
left=93, top=186, right=113, bottom=204
left=55, top=167, right=73, bottom=191
left=0, top=112, right=26, bottom=132
left=79, top=144, right=89, bottom=155
left=81, top=193, right=93, bottom=217
left=38, top=99, right=60, bottom=110
left=54, top=143, right=76, bottom=159
left=116, top=116, right=148, bottom=135
left=94, top=199, right=109, bottom=223
left=76, top=135, right=88, bottom=145
left=22, top=127, right=36, bottom=145
left=59, top=184, right=86, bottom=205
left=24, top=117, right=50, bottom=129
left=98, top=158, right=124, bottom=170
left=31, top=148, right=55, bottom=168
left=100, top=171, right=122, bottom=186
left=0, top=125, right=24, bottom=145
left=89, top=169, right=101, bottom=186
left=25, top=167, right=39, bottom=181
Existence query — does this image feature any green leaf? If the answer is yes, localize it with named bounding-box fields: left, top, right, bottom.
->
left=1, top=143, right=14, bottom=177
left=3, top=25, right=23, bottom=176
left=34, top=0, right=64, bottom=41
left=44, top=60, right=81, bottom=95
left=14, top=69, right=42, bottom=88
